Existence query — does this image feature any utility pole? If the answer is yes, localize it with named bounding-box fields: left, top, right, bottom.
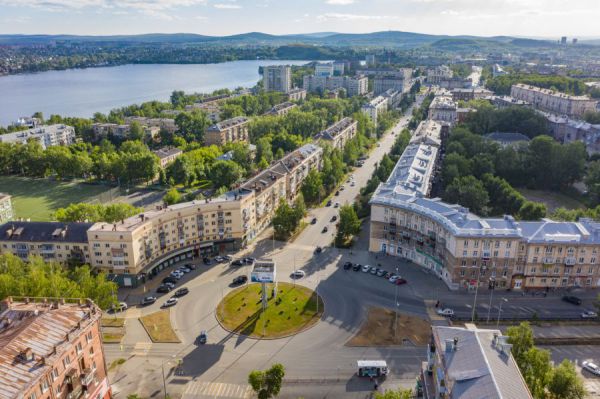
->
left=486, top=279, right=495, bottom=323
left=497, top=298, right=508, bottom=328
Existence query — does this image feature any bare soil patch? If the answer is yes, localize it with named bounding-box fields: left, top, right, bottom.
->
left=346, top=307, right=431, bottom=346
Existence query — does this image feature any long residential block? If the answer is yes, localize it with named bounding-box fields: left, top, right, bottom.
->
left=511, top=83, right=597, bottom=117
left=0, top=124, right=75, bottom=149
left=204, top=116, right=250, bottom=146
left=314, top=117, right=358, bottom=150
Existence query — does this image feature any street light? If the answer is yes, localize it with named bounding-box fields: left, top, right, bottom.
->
left=471, top=266, right=485, bottom=322
left=486, top=278, right=496, bottom=323
left=161, top=355, right=177, bottom=399
left=496, top=298, right=508, bottom=328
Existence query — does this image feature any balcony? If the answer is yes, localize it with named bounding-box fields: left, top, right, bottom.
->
left=565, top=257, right=576, bottom=266
left=80, top=368, right=94, bottom=387
left=482, top=252, right=491, bottom=261
left=542, top=257, right=554, bottom=264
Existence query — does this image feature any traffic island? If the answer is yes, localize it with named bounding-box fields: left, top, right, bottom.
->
left=139, top=310, right=181, bottom=343
left=216, top=282, right=324, bottom=339
left=346, top=307, right=431, bottom=346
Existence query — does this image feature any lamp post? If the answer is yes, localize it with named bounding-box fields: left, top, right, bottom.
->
left=471, top=266, right=485, bottom=322
left=161, top=355, right=177, bottom=399
left=496, top=298, right=508, bottom=328
left=486, top=278, right=496, bottom=323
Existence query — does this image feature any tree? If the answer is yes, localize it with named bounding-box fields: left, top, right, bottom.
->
left=163, top=188, right=182, bottom=205
left=272, top=199, right=300, bottom=240
left=585, top=160, right=600, bottom=205
left=129, top=121, right=145, bottom=141
left=301, top=169, right=323, bottom=205
left=518, top=201, right=547, bottom=221
left=374, top=388, right=413, bottom=399
left=506, top=322, right=535, bottom=367
left=443, top=176, right=489, bottom=215
left=547, top=360, right=586, bottom=399
left=521, top=347, right=553, bottom=399
left=336, top=205, right=361, bottom=246
left=248, top=363, right=285, bottom=399
left=54, top=203, right=141, bottom=223
left=209, top=160, right=243, bottom=189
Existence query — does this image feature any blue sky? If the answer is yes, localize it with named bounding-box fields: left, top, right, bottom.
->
left=0, top=0, right=598, bottom=38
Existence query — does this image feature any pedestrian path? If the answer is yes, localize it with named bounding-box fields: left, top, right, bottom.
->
left=131, top=342, right=153, bottom=357
left=183, top=381, right=252, bottom=399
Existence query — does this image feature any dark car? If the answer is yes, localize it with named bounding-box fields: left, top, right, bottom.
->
left=311, top=217, right=317, bottom=225
left=395, top=278, right=407, bottom=285
left=352, top=263, right=361, bottom=271
left=198, top=330, right=207, bottom=345
left=562, top=295, right=582, bottom=305
left=174, top=287, right=189, bottom=297
left=322, top=226, right=328, bottom=233
left=232, top=275, right=248, bottom=285
left=141, top=296, right=157, bottom=306
left=343, top=261, right=353, bottom=270
left=331, top=215, right=337, bottom=222
left=203, top=257, right=211, bottom=265
left=157, top=284, right=171, bottom=293
left=162, top=277, right=178, bottom=284
left=186, top=263, right=197, bottom=270
left=326, top=200, right=332, bottom=207
left=315, top=246, right=322, bottom=254
left=335, top=190, right=340, bottom=196
left=231, top=259, right=244, bottom=267
left=244, top=257, right=256, bottom=264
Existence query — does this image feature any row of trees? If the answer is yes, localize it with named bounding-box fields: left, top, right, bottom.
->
left=272, top=196, right=306, bottom=240
left=53, top=203, right=141, bottom=223
left=461, top=102, right=549, bottom=139
left=0, top=254, right=118, bottom=310
left=486, top=73, right=590, bottom=96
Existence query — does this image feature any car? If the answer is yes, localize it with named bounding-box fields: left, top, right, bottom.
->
left=326, top=200, right=332, bottom=207
left=164, top=281, right=176, bottom=289
left=331, top=215, right=337, bottom=222
left=335, top=190, right=340, bottom=196
left=582, top=361, right=600, bottom=376
left=214, top=256, right=224, bottom=263
left=186, top=263, right=197, bottom=270
left=170, top=271, right=183, bottom=279
left=384, top=272, right=392, bottom=279
left=162, top=277, right=178, bottom=284
left=389, top=275, right=399, bottom=283
left=369, top=267, right=378, bottom=275
left=311, top=217, right=317, bottom=225
left=141, top=296, right=157, bottom=306
left=334, top=202, right=340, bottom=208
left=157, top=284, right=172, bottom=293
left=581, top=310, right=598, bottom=318
left=161, top=298, right=178, bottom=308
left=361, top=264, right=371, bottom=273
left=315, top=246, right=322, bottom=254
left=203, top=257, right=212, bottom=265
left=178, top=267, right=191, bottom=273
left=231, top=259, right=244, bottom=267
left=376, top=269, right=386, bottom=277
left=223, top=255, right=232, bottom=261
left=198, top=330, right=208, bottom=345
left=562, top=295, right=583, bottom=305
left=437, top=308, right=454, bottom=317
left=291, top=270, right=306, bottom=279
left=351, top=182, right=356, bottom=187
left=244, top=257, right=256, bottom=264
left=174, top=287, right=189, bottom=297
left=343, top=261, right=353, bottom=270
left=353, top=263, right=361, bottom=271
left=111, top=302, right=128, bottom=312
left=322, top=226, right=328, bottom=233
left=339, top=186, right=345, bottom=191
left=232, top=275, right=248, bottom=285
left=395, top=278, right=407, bottom=285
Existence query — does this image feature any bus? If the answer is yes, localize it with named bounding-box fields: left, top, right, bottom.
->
left=357, top=360, right=389, bottom=378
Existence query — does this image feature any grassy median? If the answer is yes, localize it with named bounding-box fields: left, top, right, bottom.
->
left=139, top=310, right=180, bottom=343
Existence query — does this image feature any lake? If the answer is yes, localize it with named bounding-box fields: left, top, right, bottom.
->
left=0, top=60, right=309, bottom=126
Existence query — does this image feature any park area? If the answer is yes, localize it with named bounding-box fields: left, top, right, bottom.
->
left=216, top=282, right=323, bottom=339
left=0, top=176, right=121, bottom=221
left=518, top=188, right=585, bottom=213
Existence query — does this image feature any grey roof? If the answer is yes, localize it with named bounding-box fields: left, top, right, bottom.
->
left=207, top=116, right=249, bottom=132
left=484, top=132, right=531, bottom=144
left=315, top=117, right=356, bottom=141
left=0, top=221, right=93, bottom=243
left=433, top=326, right=532, bottom=399
left=152, top=146, right=182, bottom=159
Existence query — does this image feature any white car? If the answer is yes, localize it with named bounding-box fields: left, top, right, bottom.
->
left=291, top=270, right=306, bottom=279
left=362, top=264, right=371, bottom=273
left=389, top=275, right=399, bottom=283
left=582, top=310, right=598, bottom=319
left=161, top=298, right=178, bottom=308
left=583, top=361, right=600, bottom=376
left=437, top=308, right=454, bottom=317
left=112, top=302, right=128, bottom=312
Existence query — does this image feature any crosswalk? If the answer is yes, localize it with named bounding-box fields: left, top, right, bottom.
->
left=183, top=381, right=252, bottom=399
left=131, top=342, right=152, bottom=356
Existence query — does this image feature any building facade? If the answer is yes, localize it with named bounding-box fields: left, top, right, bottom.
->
left=152, top=147, right=183, bottom=169
left=204, top=116, right=250, bottom=146
left=0, top=124, right=76, bottom=149
left=427, top=66, right=453, bottom=85
left=428, top=95, right=458, bottom=124
left=511, top=83, right=597, bottom=117
left=361, top=96, right=389, bottom=125
left=315, top=63, right=334, bottom=77
left=123, top=117, right=178, bottom=134
left=286, top=88, right=307, bottom=102
left=373, top=71, right=412, bottom=95
left=264, top=102, right=297, bottom=116
left=0, top=297, right=111, bottom=399
left=0, top=193, right=13, bottom=224
left=314, top=118, right=358, bottom=150
left=303, top=75, right=368, bottom=97
left=263, top=65, right=292, bottom=93
left=451, top=88, right=494, bottom=102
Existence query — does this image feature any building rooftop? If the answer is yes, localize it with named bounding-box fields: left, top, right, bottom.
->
left=410, top=120, right=445, bottom=147
left=0, top=298, right=101, bottom=399
left=315, top=117, right=357, bottom=141
left=0, top=193, right=10, bottom=201
left=152, top=146, right=183, bottom=160
left=0, top=221, right=93, bottom=243
left=513, top=83, right=596, bottom=102
left=265, top=102, right=296, bottom=115
left=429, top=95, right=457, bottom=110
left=484, top=132, right=531, bottom=144
left=0, top=125, right=73, bottom=141
left=240, top=168, right=286, bottom=194
left=432, top=325, right=532, bottom=399
left=207, top=116, right=249, bottom=132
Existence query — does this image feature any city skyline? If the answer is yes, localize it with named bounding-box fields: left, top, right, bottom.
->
left=1, top=0, right=599, bottom=38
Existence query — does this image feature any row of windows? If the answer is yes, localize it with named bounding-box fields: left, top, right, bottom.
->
left=4, top=243, right=88, bottom=251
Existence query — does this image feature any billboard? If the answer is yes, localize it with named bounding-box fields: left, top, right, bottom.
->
left=251, top=259, right=276, bottom=283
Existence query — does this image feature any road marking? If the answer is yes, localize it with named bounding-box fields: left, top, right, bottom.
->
left=183, top=381, right=252, bottom=399
left=131, top=342, right=152, bottom=356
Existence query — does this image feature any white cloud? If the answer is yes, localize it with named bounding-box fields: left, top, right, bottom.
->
left=326, top=0, right=355, bottom=5
left=316, top=13, right=397, bottom=21
left=213, top=3, right=241, bottom=9
left=0, top=0, right=207, bottom=12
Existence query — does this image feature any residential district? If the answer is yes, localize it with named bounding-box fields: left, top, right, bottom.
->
left=2, top=56, right=600, bottom=399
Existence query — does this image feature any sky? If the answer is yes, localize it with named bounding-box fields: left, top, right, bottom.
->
left=0, top=0, right=599, bottom=38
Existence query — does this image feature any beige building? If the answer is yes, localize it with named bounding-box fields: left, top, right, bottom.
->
left=510, top=83, right=597, bottom=117
left=314, top=118, right=358, bottom=150
left=286, top=88, right=307, bottom=102
left=428, top=95, right=458, bottom=124
left=204, top=116, right=250, bottom=146
left=264, top=102, right=297, bottom=117
left=123, top=116, right=177, bottom=134
left=0, top=297, right=111, bottom=399
left=0, top=193, right=13, bottom=224
left=427, top=65, right=453, bottom=85
left=0, top=222, right=92, bottom=265
left=361, top=96, right=388, bottom=125
left=153, top=147, right=183, bottom=168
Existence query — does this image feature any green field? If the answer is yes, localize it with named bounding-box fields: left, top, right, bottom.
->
left=518, top=188, right=585, bottom=213
left=0, top=176, right=116, bottom=221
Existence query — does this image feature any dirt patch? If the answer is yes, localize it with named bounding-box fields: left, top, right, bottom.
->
left=346, top=307, right=431, bottom=347
left=139, top=310, right=180, bottom=343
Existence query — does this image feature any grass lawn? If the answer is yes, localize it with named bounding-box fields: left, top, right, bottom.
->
left=102, top=332, right=125, bottom=344
left=518, top=188, right=585, bottom=213
left=216, top=282, right=323, bottom=339
left=0, top=176, right=114, bottom=221
left=346, top=307, right=431, bottom=347
left=101, top=317, right=125, bottom=328
left=139, top=310, right=180, bottom=343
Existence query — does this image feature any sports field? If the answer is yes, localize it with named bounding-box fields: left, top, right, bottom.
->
left=0, top=176, right=117, bottom=221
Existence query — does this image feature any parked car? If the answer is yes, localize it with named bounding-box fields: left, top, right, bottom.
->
left=161, top=298, right=178, bottom=308
left=223, top=255, right=232, bottom=261
left=437, top=308, right=454, bottom=317
left=141, top=296, right=157, bottom=306
left=311, top=217, right=317, bottom=225
left=244, top=257, right=255, bottom=264
left=186, top=263, right=197, bottom=270
left=583, top=361, right=600, bottom=376
left=232, top=275, right=248, bottom=285
left=339, top=186, right=345, bottom=191
left=198, top=330, right=207, bottom=345
left=334, top=202, right=340, bottom=208
left=111, top=302, right=128, bottom=312
left=389, top=275, right=399, bottom=283
left=395, top=278, right=407, bottom=285
left=157, top=285, right=172, bottom=293
left=331, top=215, right=337, bottom=222
left=369, top=267, right=378, bottom=275
left=203, top=257, right=212, bottom=265
left=162, top=277, right=178, bottom=284
left=581, top=310, right=598, bottom=318
left=351, top=182, right=356, bottom=187
left=562, top=295, right=582, bottom=305
left=174, top=287, right=189, bottom=297
left=214, top=256, right=225, bottom=263
left=291, top=270, right=306, bottom=279
left=315, top=246, right=322, bottom=254
left=164, top=282, right=176, bottom=289
left=322, top=226, right=328, bottom=233
left=384, top=272, right=392, bottom=279
left=335, top=190, right=340, bottom=196
left=361, top=264, right=371, bottom=273
left=376, top=269, right=386, bottom=277
left=343, top=261, right=353, bottom=270
left=326, top=200, right=332, bottom=207
left=353, top=263, right=361, bottom=271
left=231, top=259, right=244, bottom=267
left=178, top=267, right=191, bottom=273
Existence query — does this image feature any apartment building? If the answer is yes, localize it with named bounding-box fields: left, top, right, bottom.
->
left=314, top=117, right=358, bottom=150
left=275, top=143, right=323, bottom=201
left=13, top=116, right=42, bottom=129
left=374, top=72, right=412, bottom=95
left=511, top=83, right=597, bottom=117
left=0, top=124, right=76, bottom=149
left=303, top=75, right=368, bottom=97
left=427, top=65, right=453, bottom=85
left=123, top=116, right=178, bottom=134
left=286, top=88, right=307, bottom=102
left=0, top=193, right=13, bottom=224
left=381, top=89, right=403, bottom=109
left=423, top=325, right=532, bottom=399
left=91, top=123, right=131, bottom=140
left=263, top=65, right=292, bottom=93
left=0, top=297, right=111, bottom=399
left=361, top=96, right=389, bottom=125
left=451, top=88, right=494, bottom=102
left=152, top=146, right=183, bottom=168
left=315, top=63, right=334, bottom=77
left=204, top=116, right=250, bottom=146
left=264, top=102, right=297, bottom=117
left=0, top=222, right=92, bottom=265
left=544, top=112, right=600, bottom=154
left=428, top=95, right=458, bottom=124
left=489, top=95, right=531, bottom=109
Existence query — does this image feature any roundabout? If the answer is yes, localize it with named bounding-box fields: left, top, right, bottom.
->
left=215, top=282, right=324, bottom=339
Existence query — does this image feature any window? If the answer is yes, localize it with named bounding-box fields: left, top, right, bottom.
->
left=506, top=241, right=512, bottom=248
left=40, top=379, right=49, bottom=392
left=29, top=393, right=37, bottom=399
left=62, top=355, right=71, bottom=369
left=86, top=331, right=93, bottom=342
left=576, top=267, right=582, bottom=274
left=589, top=266, right=594, bottom=274
left=474, top=241, right=479, bottom=248
left=462, top=250, right=467, bottom=257
left=51, top=368, right=59, bottom=381
left=473, top=251, right=478, bottom=257
left=592, top=258, right=597, bottom=264
left=460, top=269, right=465, bottom=277
left=55, top=385, right=62, bottom=395
left=495, top=241, right=500, bottom=248
left=504, top=250, right=510, bottom=258
left=541, top=278, right=547, bottom=283
left=76, top=342, right=83, bottom=354
left=535, top=247, right=540, bottom=254
left=493, top=251, right=498, bottom=257
left=472, top=260, right=477, bottom=267
left=531, top=267, right=536, bottom=273
left=463, top=240, right=469, bottom=247
left=579, top=257, right=585, bottom=264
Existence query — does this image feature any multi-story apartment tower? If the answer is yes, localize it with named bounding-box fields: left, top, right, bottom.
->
left=263, top=65, right=292, bottom=93
left=314, top=118, right=358, bottom=150
left=0, top=124, right=76, bottom=149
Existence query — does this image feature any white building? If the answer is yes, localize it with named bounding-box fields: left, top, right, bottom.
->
left=0, top=193, right=13, bottom=224
left=263, top=65, right=292, bottom=93
left=428, top=95, right=458, bottom=124
left=361, top=96, right=388, bottom=125
left=511, top=83, right=597, bottom=117
left=315, top=63, right=334, bottom=77
left=303, top=75, right=368, bottom=97
left=427, top=65, right=453, bottom=85
left=0, top=124, right=76, bottom=149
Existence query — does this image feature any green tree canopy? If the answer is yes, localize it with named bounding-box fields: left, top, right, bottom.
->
left=248, top=363, right=285, bottom=399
